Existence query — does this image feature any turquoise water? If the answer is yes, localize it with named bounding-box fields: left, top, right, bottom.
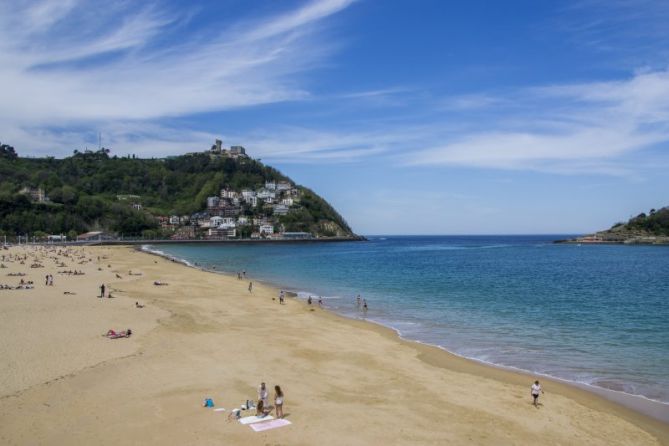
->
left=147, top=236, right=669, bottom=405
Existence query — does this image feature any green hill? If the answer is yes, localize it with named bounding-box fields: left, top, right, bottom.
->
left=556, top=206, right=669, bottom=244
left=605, top=207, right=669, bottom=237
left=0, top=142, right=356, bottom=240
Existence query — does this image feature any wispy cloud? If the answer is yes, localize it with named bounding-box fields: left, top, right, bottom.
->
left=551, top=0, right=669, bottom=65
left=407, top=69, right=669, bottom=175
left=0, top=0, right=355, bottom=153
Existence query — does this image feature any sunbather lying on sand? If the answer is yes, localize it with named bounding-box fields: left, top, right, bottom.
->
left=153, top=281, right=168, bottom=286
left=106, top=329, right=132, bottom=339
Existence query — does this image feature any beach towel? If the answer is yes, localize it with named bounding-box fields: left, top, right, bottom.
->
left=239, top=415, right=274, bottom=425
left=213, top=408, right=226, bottom=412
left=250, top=419, right=292, bottom=432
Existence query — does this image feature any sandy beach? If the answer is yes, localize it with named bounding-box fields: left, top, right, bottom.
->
left=0, top=245, right=667, bottom=445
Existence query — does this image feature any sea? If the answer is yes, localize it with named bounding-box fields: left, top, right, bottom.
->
left=145, top=235, right=669, bottom=413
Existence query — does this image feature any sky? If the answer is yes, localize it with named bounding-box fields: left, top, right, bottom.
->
left=1, top=0, right=669, bottom=235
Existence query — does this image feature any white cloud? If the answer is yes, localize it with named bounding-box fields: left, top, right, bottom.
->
left=0, top=0, right=355, bottom=153
left=407, top=68, right=669, bottom=175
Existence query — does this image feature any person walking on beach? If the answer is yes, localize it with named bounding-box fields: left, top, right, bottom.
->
left=248, top=282, right=253, bottom=293
left=258, top=382, right=269, bottom=407
left=99, top=283, right=105, bottom=298
left=531, top=380, right=544, bottom=407
left=279, top=290, right=285, bottom=305
left=274, top=385, right=284, bottom=419
left=318, top=296, right=323, bottom=307
left=307, top=296, right=312, bottom=305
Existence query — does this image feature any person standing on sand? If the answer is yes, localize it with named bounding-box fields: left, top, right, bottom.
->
left=363, top=299, right=368, bottom=312
left=99, top=283, right=105, bottom=298
left=531, top=380, right=544, bottom=407
left=248, top=282, right=253, bottom=293
left=274, top=385, right=284, bottom=419
left=258, top=382, right=269, bottom=407
left=307, top=296, right=312, bottom=305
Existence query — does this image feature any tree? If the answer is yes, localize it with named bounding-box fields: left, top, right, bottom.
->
left=0, top=143, right=18, bottom=159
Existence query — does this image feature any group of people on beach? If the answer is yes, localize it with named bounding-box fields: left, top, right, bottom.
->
left=1, top=247, right=95, bottom=291
left=256, top=382, right=285, bottom=419
left=58, top=270, right=85, bottom=276
left=355, top=294, right=368, bottom=311
left=306, top=295, right=323, bottom=307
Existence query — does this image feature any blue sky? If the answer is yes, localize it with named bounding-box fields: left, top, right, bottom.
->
left=1, top=0, right=669, bottom=234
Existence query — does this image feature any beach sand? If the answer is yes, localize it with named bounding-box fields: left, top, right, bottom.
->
left=0, top=245, right=667, bottom=445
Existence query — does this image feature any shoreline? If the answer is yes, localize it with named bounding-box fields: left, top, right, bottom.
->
left=1, top=244, right=667, bottom=445
left=140, top=243, right=669, bottom=425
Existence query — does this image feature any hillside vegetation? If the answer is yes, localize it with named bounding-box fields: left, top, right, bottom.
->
left=0, top=143, right=354, bottom=240
left=557, top=206, right=669, bottom=244
left=607, top=207, right=669, bottom=236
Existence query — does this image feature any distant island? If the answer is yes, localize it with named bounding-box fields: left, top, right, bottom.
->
left=556, top=207, right=669, bottom=245
left=0, top=140, right=360, bottom=242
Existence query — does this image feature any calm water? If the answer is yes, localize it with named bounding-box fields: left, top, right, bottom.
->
left=147, top=236, right=669, bottom=405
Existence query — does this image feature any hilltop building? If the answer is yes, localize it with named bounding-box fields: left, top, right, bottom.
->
left=206, top=140, right=249, bottom=159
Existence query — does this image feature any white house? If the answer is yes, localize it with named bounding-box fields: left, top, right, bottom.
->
left=207, top=196, right=220, bottom=208
left=248, top=196, right=258, bottom=207
left=257, top=189, right=275, bottom=200
left=208, top=228, right=236, bottom=238
left=263, top=196, right=275, bottom=204
left=131, top=203, right=143, bottom=210
left=241, top=189, right=256, bottom=200
left=281, top=198, right=294, bottom=206
left=273, top=204, right=289, bottom=216
left=276, top=181, right=291, bottom=191
left=259, top=224, right=274, bottom=235
left=218, top=217, right=236, bottom=229
left=265, top=181, right=276, bottom=190
left=169, top=215, right=180, bottom=225
left=237, top=216, right=249, bottom=225
left=209, top=216, right=224, bottom=227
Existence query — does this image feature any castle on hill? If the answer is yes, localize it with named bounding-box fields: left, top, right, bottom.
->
left=208, top=139, right=247, bottom=159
